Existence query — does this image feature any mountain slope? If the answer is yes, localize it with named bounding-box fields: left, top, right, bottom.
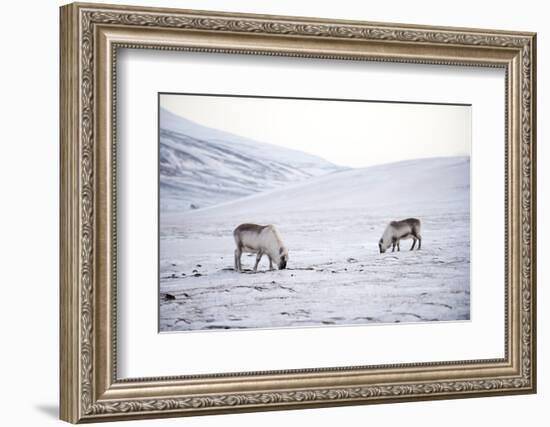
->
left=171, top=156, right=470, bottom=221
left=160, top=108, right=343, bottom=212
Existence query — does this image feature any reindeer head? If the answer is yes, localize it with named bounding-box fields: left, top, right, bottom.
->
left=378, top=235, right=393, bottom=254
left=278, top=247, right=288, bottom=270
left=378, top=222, right=397, bottom=254
left=378, top=238, right=386, bottom=253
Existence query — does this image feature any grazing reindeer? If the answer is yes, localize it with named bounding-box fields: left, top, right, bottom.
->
left=378, top=218, right=422, bottom=253
left=233, top=224, right=289, bottom=272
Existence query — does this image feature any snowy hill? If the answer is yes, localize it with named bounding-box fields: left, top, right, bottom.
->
left=160, top=108, right=343, bottom=212
left=171, top=156, right=470, bottom=221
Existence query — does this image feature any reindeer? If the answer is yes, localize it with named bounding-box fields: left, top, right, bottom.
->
left=233, top=224, right=289, bottom=272
left=378, top=218, right=422, bottom=253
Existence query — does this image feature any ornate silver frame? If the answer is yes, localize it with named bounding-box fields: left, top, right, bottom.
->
left=60, top=2, right=536, bottom=423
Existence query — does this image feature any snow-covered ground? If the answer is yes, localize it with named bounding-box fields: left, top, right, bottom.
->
left=160, top=156, right=470, bottom=332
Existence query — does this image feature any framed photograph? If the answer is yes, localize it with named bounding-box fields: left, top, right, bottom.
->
left=60, top=2, right=537, bottom=423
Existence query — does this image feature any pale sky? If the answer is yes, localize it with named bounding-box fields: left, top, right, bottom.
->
left=160, top=93, right=471, bottom=169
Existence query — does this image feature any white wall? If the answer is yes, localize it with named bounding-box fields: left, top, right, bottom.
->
left=0, top=0, right=545, bottom=425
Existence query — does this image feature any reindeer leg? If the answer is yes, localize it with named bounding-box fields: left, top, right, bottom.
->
left=417, top=235, right=422, bottom=250
left=410, top=238, right=416, bottom=250
left=253, top=252, right=263, bottom=272
left=268, top=256, right=274, bottom=271
left=235, top=249, right=242, bottom=272
left=397, top=241, right=400, bottom=251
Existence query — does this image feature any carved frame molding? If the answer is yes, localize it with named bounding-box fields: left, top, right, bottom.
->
left=60, top=2, right=536, bottom=423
